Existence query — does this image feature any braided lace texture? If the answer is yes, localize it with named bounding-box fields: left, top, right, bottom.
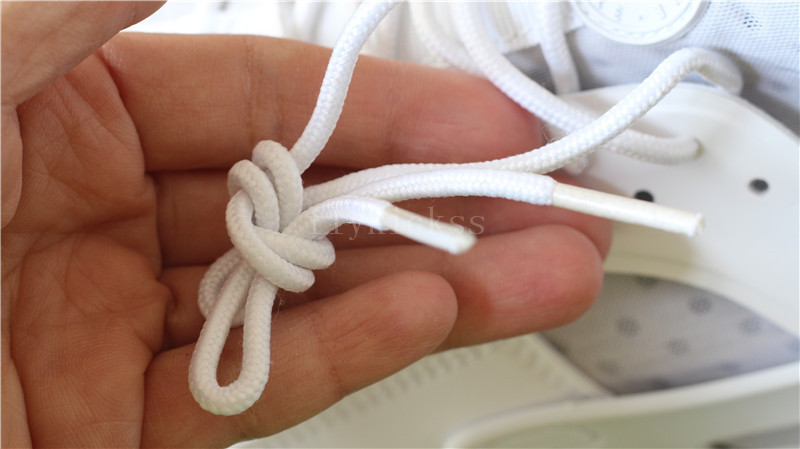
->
left=189, top=1, right=743, bottom=415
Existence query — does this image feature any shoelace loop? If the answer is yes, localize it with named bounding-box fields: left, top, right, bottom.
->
left=190, top=141, right=333, bottom=416
left=191, top=140, right=482, bottom=415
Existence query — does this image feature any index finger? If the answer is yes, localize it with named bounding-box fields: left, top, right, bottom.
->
left=99, top=33, right=542, bottom=172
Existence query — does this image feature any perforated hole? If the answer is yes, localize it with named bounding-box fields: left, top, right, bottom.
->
left=739, top=316, right=763, bottom=335
left=749, top=178, right=769, bottom=194
left=635, top=276, right=659, bottom=288
left=616, top=317, right=640, bottom=336
left=633, top=190, right=655, bottom=202
left=689, top=296, right=713, bottom=315
left=666, top=339, right=690, bottom=355
left=742, top=14, right=762, bottom=30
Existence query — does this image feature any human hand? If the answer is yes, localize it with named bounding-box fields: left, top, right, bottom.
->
left=1, top=2, right=610, bottom=447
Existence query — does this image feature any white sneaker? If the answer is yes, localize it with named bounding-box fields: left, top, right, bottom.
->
left=132, top=2, right=799, bottom=447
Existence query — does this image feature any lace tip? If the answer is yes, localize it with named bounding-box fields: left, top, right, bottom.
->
left=380, top=206, right=476, bottom=254
left=689, top=214, right=705, bottom=237
left=553, top=183, right=704, bottom=236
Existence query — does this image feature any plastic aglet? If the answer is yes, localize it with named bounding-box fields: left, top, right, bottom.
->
left=552, top=183, right=704, bottom=236
left=380, top=205, right=477, bottom=254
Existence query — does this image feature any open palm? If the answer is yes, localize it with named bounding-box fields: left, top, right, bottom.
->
left=1, top=3, right=610, bottom=447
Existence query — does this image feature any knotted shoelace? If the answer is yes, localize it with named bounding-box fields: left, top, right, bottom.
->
left=189, top=1, right=743, bottom=416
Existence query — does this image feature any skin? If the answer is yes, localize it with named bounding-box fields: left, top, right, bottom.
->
left=1, top=2, right=611, bottom=447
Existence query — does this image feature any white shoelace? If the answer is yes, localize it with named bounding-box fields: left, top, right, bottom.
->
left=189, top=1, right=743, bottom=415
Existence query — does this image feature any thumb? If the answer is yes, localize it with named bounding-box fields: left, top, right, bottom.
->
left=1, top=1, right=163, bottom=105
left=1, top=1, right=163, bottom=227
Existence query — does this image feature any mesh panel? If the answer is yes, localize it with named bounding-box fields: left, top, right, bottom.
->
left=507, top=2, right=800, bottom=134
left=542, top=274, right=800, bottom=394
